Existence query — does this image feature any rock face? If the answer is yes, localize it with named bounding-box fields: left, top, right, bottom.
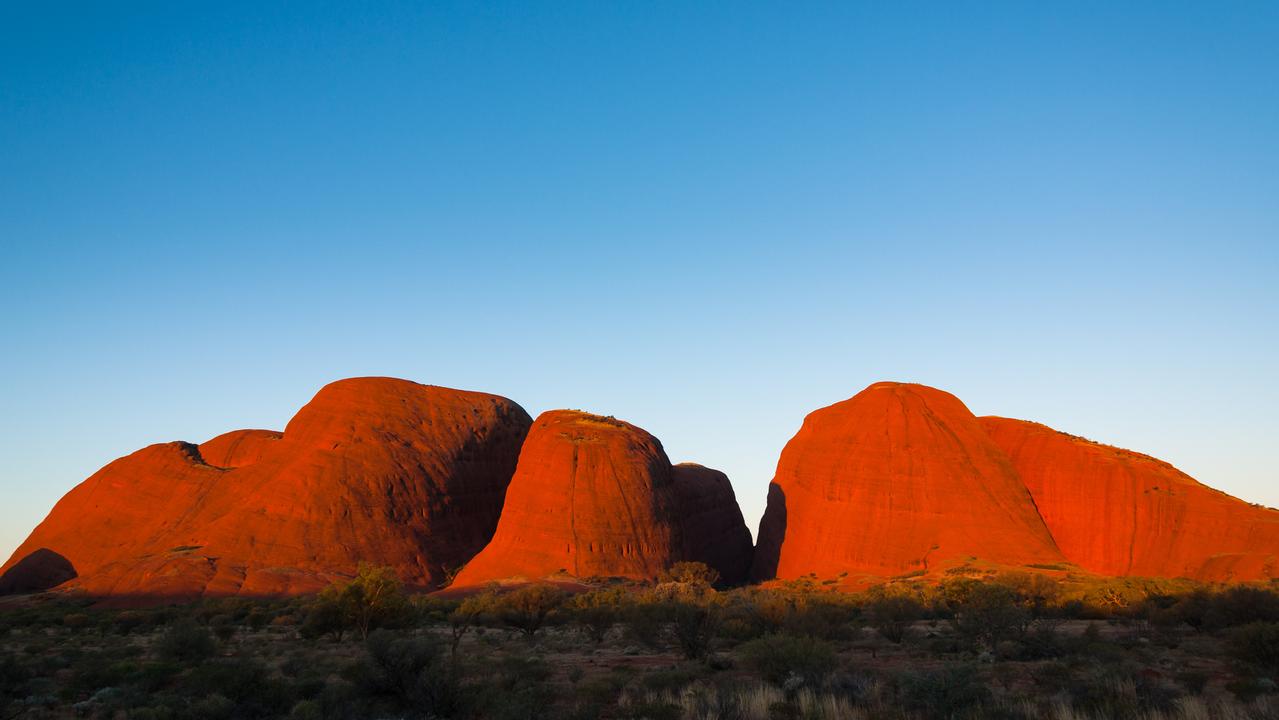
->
left=671, top=464, right=754, bottom=585
left=0, top=378, right=532, bottom=599
left=0, top=549, right=77, bottom=595
left=981, top=417, right=1279, bottom=582
left=198, top=429, right=282, bottom=469
left=752, top=382, right=1065, bottom=582
left=453, top=411, right=753, bottom=586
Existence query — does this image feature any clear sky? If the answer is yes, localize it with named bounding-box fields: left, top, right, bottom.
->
left=2, top=2, right=1277, bottom=563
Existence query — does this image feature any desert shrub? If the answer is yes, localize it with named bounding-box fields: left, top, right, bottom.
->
left=783, top=598, right=857, bottom=640
left=660, top=561, right=720, bottom=587
left=570, top=587, right=631, bottom=644
left=739, top=633, right=836, bottom=686
left=473, top=655, right=557, bottom=720
left=1171, top=589, right=1212, bottom=631
left=668, top=601, right=721, bottom=660
left=358, top=630, right=466, bottom=717
left=288, top=699, right=323, bottom=720
left=157, top=619, right=217, bottom=663
left=62, top=612, right=91, bottom=629
left=896, top=665, right=991, bottom=717
left=1228, top=622, right=1279, bottom=672
left=494, top=584, right=568, bottom=639
left=0, top=650, right=31, bottom=709
left=245, top=606, right=274, bottom=630
left=718, top=589, right=790, bottom=640
left=639, top=667, right=702, bottom=694
left=1063, top=664, right=1182, bottom=718
left=625, top=600, right=669, bottom=649
left=188, top=693, right=235, bottom=720
left=866, top=591, right=924, bottom=644
left=208, top=614, right=236, bottom=642
left=1207, top=586, right=1279, bottom=629
left=181, top=659, right=295, bottom=718
left=1177, top=669, right=1210, bottom=695
left=578, top=670, right=632, bottom=707
left=1009, top=624, right=1072, bottom=660
left=300, top=591, right=348, bottom=642
left=951, top=583, right=1030, bottom=648
left=995, top=571, right=1062, bottom=617
left=113, top=610, right=151, bottom=634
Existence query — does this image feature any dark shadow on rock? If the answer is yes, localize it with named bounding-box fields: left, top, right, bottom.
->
left=749, top=482, right=786, bottom=582
left=0, top=548, right=77, bottom=594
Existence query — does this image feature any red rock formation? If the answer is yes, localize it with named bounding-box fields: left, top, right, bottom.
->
left=0, top=378, right=532, bottom=599
left=0, top=549, right=77, bottom=594
left=752, top=382, right=1064, bottom=582
left=981, top=417, right=1279, bottom=582
left=198, top=429, right=282, bottom=468
left=453, top=411, right=753, bottom=586
left=671, top=464, right=754, bottom=584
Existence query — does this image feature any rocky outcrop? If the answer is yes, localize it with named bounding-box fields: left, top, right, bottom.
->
left=452, top=411, right=753, bottom=586
left=0, top=549, right=77, bottom=594
left=671, top=463, right=754, bottom=584
left=0, top=377, right=533, bottom=599
left=752, top=382, right=1065, bottom=582
left=198, top=429, right=282, bottom=468
left=981, top=417, right=1279, bottom=582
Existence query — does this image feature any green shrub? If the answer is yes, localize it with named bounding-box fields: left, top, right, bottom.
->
left=188, top=693, right=235, bottom=720
left=950, top=583, right=1030, bottom=648
left=359, top=630, right=466, bottom=716
left=180, top=659, right=295, bottom=717
left=782, top=599, right=856, bottom=640
left=1208, top=586, right=1279, bottom=629
left=1228, top=622, right=1279, bottom=672
left=208, top=615, right=236, bottom=642
left=495, top=584, right=568, bottom=639
left=157, top=620, right=217, bottom=663
left=739, top=633, right=836, bottom=685
left=473, top=655, right=557, bottom=720
left=570, top=587, right=631, bottom=644
left=866, top=592, right=923, bottom=644
left=625, top=601, right=668, bottom=649
left=897, top=665, right=991, bottom=717
left=669, top=602, right=720, bottom=660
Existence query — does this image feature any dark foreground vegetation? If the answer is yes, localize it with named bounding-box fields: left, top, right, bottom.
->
left=4, top=564, right=1279, bottom=719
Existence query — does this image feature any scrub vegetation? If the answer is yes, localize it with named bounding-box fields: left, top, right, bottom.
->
left=3, top=564, right=1279, bottom=719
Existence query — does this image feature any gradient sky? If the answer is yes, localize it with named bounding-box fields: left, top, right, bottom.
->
left=2, top=2, right=1277, bottom=563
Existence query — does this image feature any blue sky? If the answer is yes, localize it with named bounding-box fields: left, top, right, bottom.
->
left=2, top=2, right=1277, bottom=561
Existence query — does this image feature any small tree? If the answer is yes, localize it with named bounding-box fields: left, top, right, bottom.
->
left=496, top=584, right=567, bottom=640
left=346, top=564, right=409, bottom=640
left=952, top=583, right=1030, bottom=649
left=302, top=584, right=350, bottom=642
left=448, top=592, right=495, bottom=660
left=301, top=564, right=409, bottom=641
